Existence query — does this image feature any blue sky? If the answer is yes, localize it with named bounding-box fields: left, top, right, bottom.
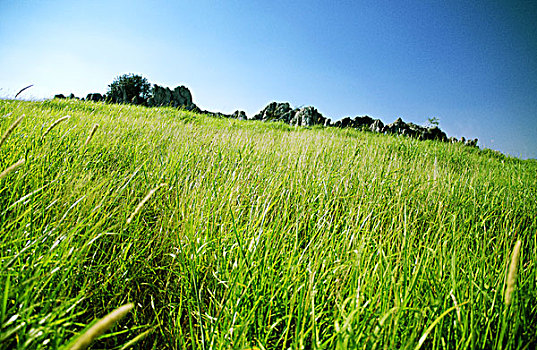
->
left=1, top=0, right=536, bottom=159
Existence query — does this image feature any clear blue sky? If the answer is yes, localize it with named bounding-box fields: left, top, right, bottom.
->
left=1, top=0, right=536, bottom=159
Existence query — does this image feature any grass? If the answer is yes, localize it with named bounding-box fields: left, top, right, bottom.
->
left=0, top=98, right=536, bottom=349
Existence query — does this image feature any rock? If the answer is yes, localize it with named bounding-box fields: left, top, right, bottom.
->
left=352, top=115, right=375, bottom=130
left=253, top=103, right=327, bottom=126
left=465, top=138, right=478, bottom=147
left=423, top=126, right=447, bottom=141
left=148, top=84, right=195, bottom=109
left=290, top=106, right=326, bottom=127
left=253, top=102, right=296, bottom=123
left=86, top=93, right=103, bottom=102
left=370, top=119, right=384, bottom=133
left=196, top=108, right=232, bottom=118
left=332, top=115, right=383, bottom=131
left=406, top=123, right=426, bottom=138
left=148, top=85, right=171, bottom=106
left=380, top=118, right=448, bottom=141
left=232, top=110, right=247, bottom=120
left=382, top=117, right=406, bottom=134
left=401, top=127, right=417, bottom=138
left=332, top=117, right=353, bottom=128
left=171, top=86, right=193, bottom=107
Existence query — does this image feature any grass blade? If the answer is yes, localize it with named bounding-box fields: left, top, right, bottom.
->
left=415, top=301, right=469, bottom=350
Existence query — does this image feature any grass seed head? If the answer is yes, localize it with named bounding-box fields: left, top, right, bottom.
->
left=67, top=303, right=134, bottom=350
left=84, top=124, right=99, bottom=146
left=0, top=158, right=25, bottom=181
left=504, top=240, right=522, bottom=306
left=0, top=115, right=24, bottom=148
left=42, top=115, right=70, bottom=139
left=126, top=183, right=167, bottom=225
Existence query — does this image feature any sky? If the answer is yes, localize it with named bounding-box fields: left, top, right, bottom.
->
left=1, top=0, right=536, bottom=159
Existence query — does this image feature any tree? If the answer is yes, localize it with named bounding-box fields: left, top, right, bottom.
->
left=107, top=73, right=151, bottom=105
left=427, top=117, right=440, bottom=127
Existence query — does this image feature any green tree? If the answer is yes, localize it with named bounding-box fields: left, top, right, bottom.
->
left=427, top=116, right=440, bottom=127
left=107, top=73, right=151, bottom=105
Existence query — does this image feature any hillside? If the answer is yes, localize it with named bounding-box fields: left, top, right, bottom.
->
left=1, top=99, right=536, bottom=349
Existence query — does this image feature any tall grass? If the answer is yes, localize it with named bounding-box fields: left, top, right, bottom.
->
left=0, top=98, right=536, bottom=349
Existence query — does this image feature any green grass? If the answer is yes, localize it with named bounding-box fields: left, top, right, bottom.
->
left=0, top=98, right=536, bottom=349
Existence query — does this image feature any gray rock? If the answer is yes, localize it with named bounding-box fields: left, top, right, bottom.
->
left=253, top=102, right=296, bottom=123
left=148, top=84, right=194, bottom=109
left=290, top=106, right=326, bottom=127
left=232, top=110, right=248, bottom=120
left=382, top=117, right=406, bottom=134
left=406, top=123, right=426, bottom=138
left=381, top=118, right=448, bottom=141
left=370, top=119, right=384, bottom=133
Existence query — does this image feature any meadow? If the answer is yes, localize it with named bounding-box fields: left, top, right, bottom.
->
left=0, top=99, right=536, bottom=349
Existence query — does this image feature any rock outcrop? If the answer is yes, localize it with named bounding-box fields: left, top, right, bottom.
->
left=253, top=102, right=327, bottom=127
left=252, top=102, right=296, bottom=123
left=370, top=119, right=384, bottom=133
left=86, top=93, right=104, bottom=102
left=381, top=118, right=447, bottom=141
left=290, top=106, right=327, bottom=127
left=54, top=93, right=83, bottom=100
left=332, top=117, right=352, bottom=128
left=448, top=136, right=477, bottom=147
left=465, top=138, right=478, bottom=147
left=422, top=126, right=448, bottom=141
left=382, top=117, right=407, bottom=135
left=249, top=103, right=473, bottom=145
left=331, top=115, right=383, bottom=131
left=148, top=84, right=196, bottom=110
left=52, top=80, right=479, bottom=149
left=232, top=110, right=248, bottom=120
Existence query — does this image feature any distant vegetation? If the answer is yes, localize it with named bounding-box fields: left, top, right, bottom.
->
left=1, top=98, right=535, bottom=348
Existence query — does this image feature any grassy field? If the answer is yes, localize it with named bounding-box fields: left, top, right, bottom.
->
left=0, top=99, right=536, bottom=349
